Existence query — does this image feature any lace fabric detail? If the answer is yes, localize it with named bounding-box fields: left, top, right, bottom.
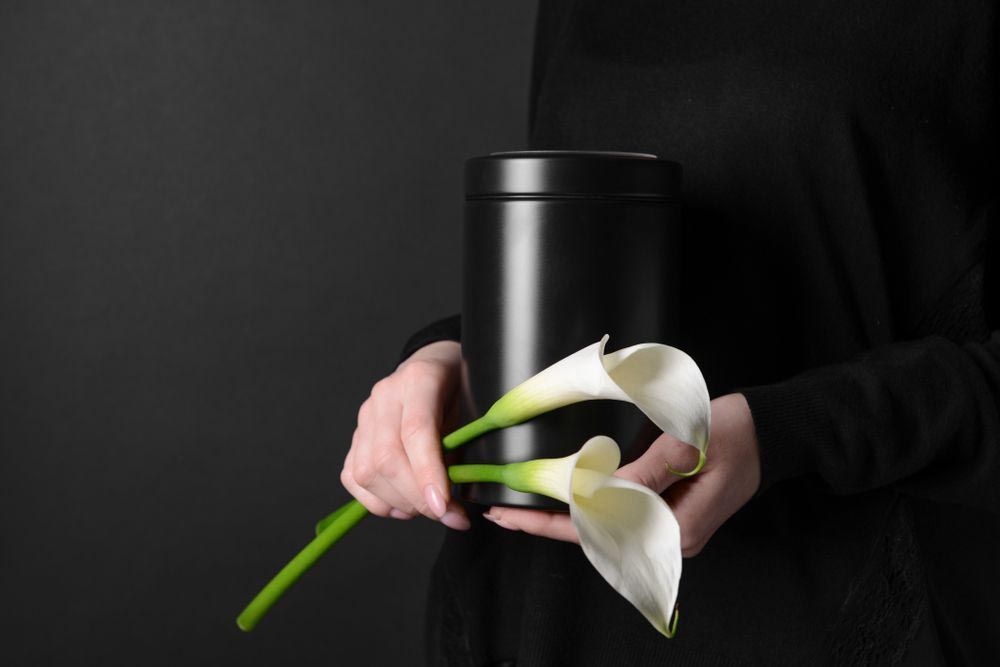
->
left=829, top=500, right=928, bottom=666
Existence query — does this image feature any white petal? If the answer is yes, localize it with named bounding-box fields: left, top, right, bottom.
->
left=510, top=454, right=575, bottom=504
left=572, top=434, right=622, bottom=476
left=569, top=457, right=682, bottom=637
left=486, top=335, right=628, bottom=426
left=515, top=435, right=620, bottom=504
left=601, top=341, right=711, bottom=456
left=504, top=436, right=683, bottom=637
left=485, top=335, right=710, bottom=467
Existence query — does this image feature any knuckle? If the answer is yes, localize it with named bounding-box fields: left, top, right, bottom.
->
left=400, top=413, right=434, bottom=443
left=352, top=458, right=378, bottom=486
left=374, top=447, right=402, bottom=479
left=357, top=400, right=372, bottom=423
left=633, top=469, right=658, bottom=491
left=369, top=378, right=392, bottom=400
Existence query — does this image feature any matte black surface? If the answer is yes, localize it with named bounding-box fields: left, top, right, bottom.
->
left=459, top=158, right=682, bottom=508
left=0, top=3, right=536, bottom=665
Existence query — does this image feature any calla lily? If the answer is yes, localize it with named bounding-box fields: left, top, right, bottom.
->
left=237, top=334, right=708, bottom=632
left=449, top=435, right=682, bottom=637
left=452, top=334, right=711, bottom=474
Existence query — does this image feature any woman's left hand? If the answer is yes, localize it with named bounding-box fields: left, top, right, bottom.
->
left=483, top=393, right=762, bottom=557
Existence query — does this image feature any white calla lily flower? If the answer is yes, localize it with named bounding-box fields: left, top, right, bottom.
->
left=450, top=435, right=682, bottom=637
left=241, top=335, right=708, bottom=633
left=466, top=335, right=710, bottom=474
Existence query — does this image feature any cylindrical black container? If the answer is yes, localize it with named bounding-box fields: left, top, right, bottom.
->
left=458, top=150, right=683, bottom=509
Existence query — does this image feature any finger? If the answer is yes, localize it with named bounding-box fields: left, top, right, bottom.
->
left=369, top=395, right=426, bottom=515
left=340, top=463, right=393, bottom=517
left=347, top=399, right=375, bottom=485
left=664, top=478, right=722, bottom=557
left=439, top=500, right=471, bottom=531
left=616, top=433, right=700, bottom=494
left=399, top=363, right=451, bottom=519
left=341, top=408, right=394, bottom=517
left=352, top=396, right=417, bottom=515
left=484, top=507, right=579, bottom=543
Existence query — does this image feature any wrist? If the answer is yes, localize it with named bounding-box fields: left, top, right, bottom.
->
left=397, top=339, right=461, bottom=372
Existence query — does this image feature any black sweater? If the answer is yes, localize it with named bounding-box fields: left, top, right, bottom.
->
left=401, top=1, right=999, bottom=664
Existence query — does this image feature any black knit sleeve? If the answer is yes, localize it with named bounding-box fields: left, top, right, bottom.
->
left=741, top=330, right=1000, bottom=511
left=742, top=187, right=999, bottom=511
left=397, top=314, right=462, bottom=367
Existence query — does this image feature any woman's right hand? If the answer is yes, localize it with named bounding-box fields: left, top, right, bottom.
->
left=341, top=340, right=470, bottom=530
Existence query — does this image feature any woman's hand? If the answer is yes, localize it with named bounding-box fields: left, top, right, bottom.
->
left=483, top=393, right=761, bottom=556
left=341, top=340, right=471, bottom=530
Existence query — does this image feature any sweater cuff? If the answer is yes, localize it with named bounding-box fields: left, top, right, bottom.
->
left=397, top=314, right=462, bottom=366
left=739, top=375, right=830, bottom=494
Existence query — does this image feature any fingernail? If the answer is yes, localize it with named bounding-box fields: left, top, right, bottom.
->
left=441, top=510, right=470, bottom=531
left=424, top=484, right=447, bottom=519
left=482, top=511, right=515, bottom=530
left=389, top=509, right=411, bottom=520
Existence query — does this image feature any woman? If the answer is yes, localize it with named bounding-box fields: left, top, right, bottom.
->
left=342, top=2, right=999, bottom=664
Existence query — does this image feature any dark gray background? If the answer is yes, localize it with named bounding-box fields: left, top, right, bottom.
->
left=0, top=2, right=536, bottom=664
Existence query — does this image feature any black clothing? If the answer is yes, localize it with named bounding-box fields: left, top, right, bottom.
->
left=402, top=1, right=999, bottom=664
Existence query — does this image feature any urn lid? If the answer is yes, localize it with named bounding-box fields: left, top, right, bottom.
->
left=464, top=150, right=681, bottom=200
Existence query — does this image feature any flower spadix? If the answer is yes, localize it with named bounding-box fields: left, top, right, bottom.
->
left=473, top=335, right=710, bottom=474
left=450, top=436, right=682, bottom=637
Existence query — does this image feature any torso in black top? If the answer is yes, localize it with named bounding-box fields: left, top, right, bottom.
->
left=417, top=1, right=998, bottom=664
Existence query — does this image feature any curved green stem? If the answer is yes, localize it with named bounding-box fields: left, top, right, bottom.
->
left=666, top=449, right=706, bottom=478
left=314, top=500, right=359, bottom=536
left=237, top=499, right=368, bottom=632
left=237, top=414, right=504, bottom=632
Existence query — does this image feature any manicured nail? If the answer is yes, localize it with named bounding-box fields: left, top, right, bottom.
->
left=441, top=510, right=471, bottom=531
left=389, top=509, right=411, bottom=520
left=424, top=484, right=447, bottom=519
left=483, top=511, right=516, bottom=530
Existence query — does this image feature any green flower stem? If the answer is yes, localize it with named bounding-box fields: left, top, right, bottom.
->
left=447, top=462, right=506, bottom=485
left=441, top=414, right=499, bottom=450
left=236, top=499, right=368, bottom=632
left=236, top=412, right=504, bottom=632
left=447, top=460, right=539, bottom=495
left=313, top=499, right=359, bottom=536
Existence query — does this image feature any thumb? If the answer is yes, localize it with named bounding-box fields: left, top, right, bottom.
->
left=615, top=433, right=700, bottom=494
